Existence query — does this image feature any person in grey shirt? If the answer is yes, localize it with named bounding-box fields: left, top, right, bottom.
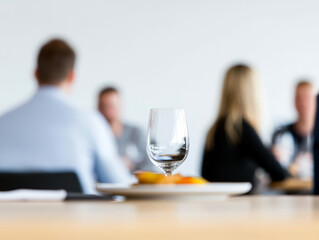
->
left=98, top=87, right=154, bottom=173
left=0, top=39, right=132, bottom=193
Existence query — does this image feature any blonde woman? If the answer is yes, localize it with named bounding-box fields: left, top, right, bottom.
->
left=201, top=64, right=287, bottom=190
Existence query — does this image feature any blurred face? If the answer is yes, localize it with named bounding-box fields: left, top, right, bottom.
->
left=295, top=85, right=315, bottom=120
left=98, top=92, right=122, bottom=123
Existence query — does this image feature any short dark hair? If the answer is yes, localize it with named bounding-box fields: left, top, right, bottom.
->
left=98, top=86, right=119, bottom=98
left=296, top=80, right=312, bottom=89
left=37, top=39, right=76, bottom=85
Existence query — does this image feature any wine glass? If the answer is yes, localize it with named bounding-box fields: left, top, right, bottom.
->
left=146, top=108, right=189, bottom=175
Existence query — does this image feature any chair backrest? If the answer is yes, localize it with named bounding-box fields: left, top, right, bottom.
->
left=0, top=172, right=83, bottom=193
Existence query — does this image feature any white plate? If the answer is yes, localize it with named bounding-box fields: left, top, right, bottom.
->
left=96, top=182, right=252, bottom=199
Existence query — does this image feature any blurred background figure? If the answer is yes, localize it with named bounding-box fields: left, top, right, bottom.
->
left=0, top=39, right=132, bottom=194
left=2, top=1, right=319, bottom=179
left=313, top=94, right=319, bottom=194
left=201, top=64, right=287, bottom=193
left=272, top=81, right=316, bottom=180
left=98, top=87, right=153, bottom=173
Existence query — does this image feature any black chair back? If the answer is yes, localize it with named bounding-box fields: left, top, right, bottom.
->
left=0, top=172, right=83, bottom=193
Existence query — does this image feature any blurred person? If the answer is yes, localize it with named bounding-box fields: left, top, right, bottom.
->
left=272, top=81, right=316, bottom=179
left=313, top=94, right=319, bottom=194
left=0, top=39, right=132, bottom=194
left=201, top=64, right=287, bottom=192
left=98, top=87, right=153, bottom=173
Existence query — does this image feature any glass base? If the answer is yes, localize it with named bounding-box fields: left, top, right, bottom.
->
left=151, top=159, right=185, bottom=176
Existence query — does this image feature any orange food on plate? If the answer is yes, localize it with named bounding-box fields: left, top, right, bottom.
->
left=176, top=176, right=208, bottom=184
left=134, top=171, right=164, bottom=184
left=134, top=171, right=208, bottom=184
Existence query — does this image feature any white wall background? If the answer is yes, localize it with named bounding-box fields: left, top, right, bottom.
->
left=1, top=0, right=319, bottom=175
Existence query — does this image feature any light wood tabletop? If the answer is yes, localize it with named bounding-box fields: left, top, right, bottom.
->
left=0, top=196, right=319, bottom=240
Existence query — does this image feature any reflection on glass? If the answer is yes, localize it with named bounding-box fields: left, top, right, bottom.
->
left=146, top=108, right=189, bottom=175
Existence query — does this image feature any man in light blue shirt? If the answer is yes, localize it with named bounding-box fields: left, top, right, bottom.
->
left=0, top=39, right=132, bottom=194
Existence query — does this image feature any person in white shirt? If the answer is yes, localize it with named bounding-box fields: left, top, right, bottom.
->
left=272, top=81, right=316, bottom=179
left=0, top=39, right=132, bottom=194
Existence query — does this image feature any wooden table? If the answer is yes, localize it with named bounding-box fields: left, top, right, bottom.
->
left=0, top=196, right=319, bottom=239
left=271, top=178, right=313, bottom=192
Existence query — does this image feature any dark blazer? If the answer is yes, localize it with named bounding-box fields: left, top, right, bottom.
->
left=313, top=95, right=319, bottom=194
left=201, top=118, right=287, bottom=190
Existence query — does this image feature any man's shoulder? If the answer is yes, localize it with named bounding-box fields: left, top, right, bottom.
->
left=124, top=123, right=144, bottom=134
left=0, top=98, right=106, bottom=130
left=123, top=123, right=146, bottom=142
left=70, top=108, right=107, bottom=129
left=0, top=100, right=31, bottom=123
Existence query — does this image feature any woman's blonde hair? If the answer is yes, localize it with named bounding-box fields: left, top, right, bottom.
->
left=206, top=64, right=262, bottom=149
